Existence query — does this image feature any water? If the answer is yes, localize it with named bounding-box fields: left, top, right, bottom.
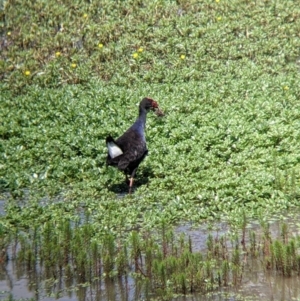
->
left=1, top=199, right=300, bottom=301
left=175, top=213, right=300, bottom=301
left=0, top=262, right=136, bottom=301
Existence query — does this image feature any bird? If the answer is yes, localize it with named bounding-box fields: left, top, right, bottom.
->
left=106, top=97, right=163, bottom=194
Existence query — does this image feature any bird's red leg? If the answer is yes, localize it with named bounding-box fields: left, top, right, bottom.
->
left=128, top=177, right=134, bottom=194
left=128, top=168, right=137, bottom=194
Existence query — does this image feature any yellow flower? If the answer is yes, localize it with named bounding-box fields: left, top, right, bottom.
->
left=215, top=0, right=220, bottom=2
left=71, top=63, right=77, bottom=68
left=133, top=53, right=139, bottom=59
left=24, top=70, right=31, bottom=76
left=7, top=32, right=11, bottom=36
left=138, top=47, right=144, bottom=52
left=98, top=43, right=104, bottom=49
left=216, top=16, right=222, bottom=21
left=180, top=54, right=186, bottom=60
left=83, top=13, right=88, bottom=18
left=55, top=51, right=61, bottom=57
left=283, top=86, right=289, bottom=90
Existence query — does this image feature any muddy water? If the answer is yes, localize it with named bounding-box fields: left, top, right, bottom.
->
left=175, top=271, right=300, bottom=301
left=2, top=268, right=299, bottom=301
left=175, top=214, right=300, bottom=301
left=0, top=261, right=137, bottom=301
left=1, top=209, right=300, bottom=300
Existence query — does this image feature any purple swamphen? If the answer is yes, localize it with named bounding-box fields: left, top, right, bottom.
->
left=106, top=97, right=164, bottom=193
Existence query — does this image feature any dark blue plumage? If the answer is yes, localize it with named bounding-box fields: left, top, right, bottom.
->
left=106, top=97, right=162, bottom=193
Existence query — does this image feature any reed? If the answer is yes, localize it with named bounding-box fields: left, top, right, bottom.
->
left=262, top=222, right=272, bottom=269
left=161, top=220, right=167, bottom=258
left=145, top=245, right=153, bottom=278
left=116, top=244, right=128, bottom=276
left=281, top=223, right=289, bottom=244
left=249, top=230, right=257, bottom=257
left=102, top=233, right=115, bottom=278
left=4, top=212, right=300, bottom=299
left=271, top=238, right=299, bottom=277
left=91, top=240, right=101, bottom=277
left=130, top=231, right=142, bottom=273
left=231, top=245, right=242, bottom=286
left=206, top=234, right=214, bottom=259
left=61, top=220, right=72, bottom=265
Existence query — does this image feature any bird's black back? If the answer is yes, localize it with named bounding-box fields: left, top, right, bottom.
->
left=106, top=129, right=148, bottom=174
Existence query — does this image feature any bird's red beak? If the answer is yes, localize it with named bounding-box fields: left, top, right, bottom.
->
left=154, top=107, right=165, bottom=116
left=153, top=103, right=164, bottom=116
left=148, top=98, right=164, bottom=116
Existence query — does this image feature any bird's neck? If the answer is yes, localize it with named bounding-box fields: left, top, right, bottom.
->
left=138, top=107, right=148, bottom=126
left=130, top=107, right=147, bottom=138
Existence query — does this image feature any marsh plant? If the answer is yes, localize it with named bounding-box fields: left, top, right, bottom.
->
left=1, top=0, right=300, bottom=299
left=1, top=217, right=299, bottom=299
left=2, top=0, right=300, bottom=220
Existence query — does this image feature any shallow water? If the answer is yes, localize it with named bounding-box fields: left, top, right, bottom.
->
left=175, top=271, right=300, bottom=301
left=0, top=261, right=137, bottom=301
left=175, top=213, right=300, bottom=301
left=1, top=198, right=300, bottom=301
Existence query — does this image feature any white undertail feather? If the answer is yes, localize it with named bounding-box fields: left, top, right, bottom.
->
left=107, top=141, right=123, bottom=158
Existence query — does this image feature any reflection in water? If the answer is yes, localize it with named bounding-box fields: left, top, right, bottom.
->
left=0, top=257, right=154, bottom=301
left=0, top=214, right=300, bottom=301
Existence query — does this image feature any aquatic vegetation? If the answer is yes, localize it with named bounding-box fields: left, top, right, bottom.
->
left=1, top=0, right=300, bottom=299
left=2, top=216, right=300, bottom=299
left=2, top=0, right=300, bottom=220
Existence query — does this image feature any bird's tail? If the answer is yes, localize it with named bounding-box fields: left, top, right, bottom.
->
left=106, top=135, right=123, bottom=159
